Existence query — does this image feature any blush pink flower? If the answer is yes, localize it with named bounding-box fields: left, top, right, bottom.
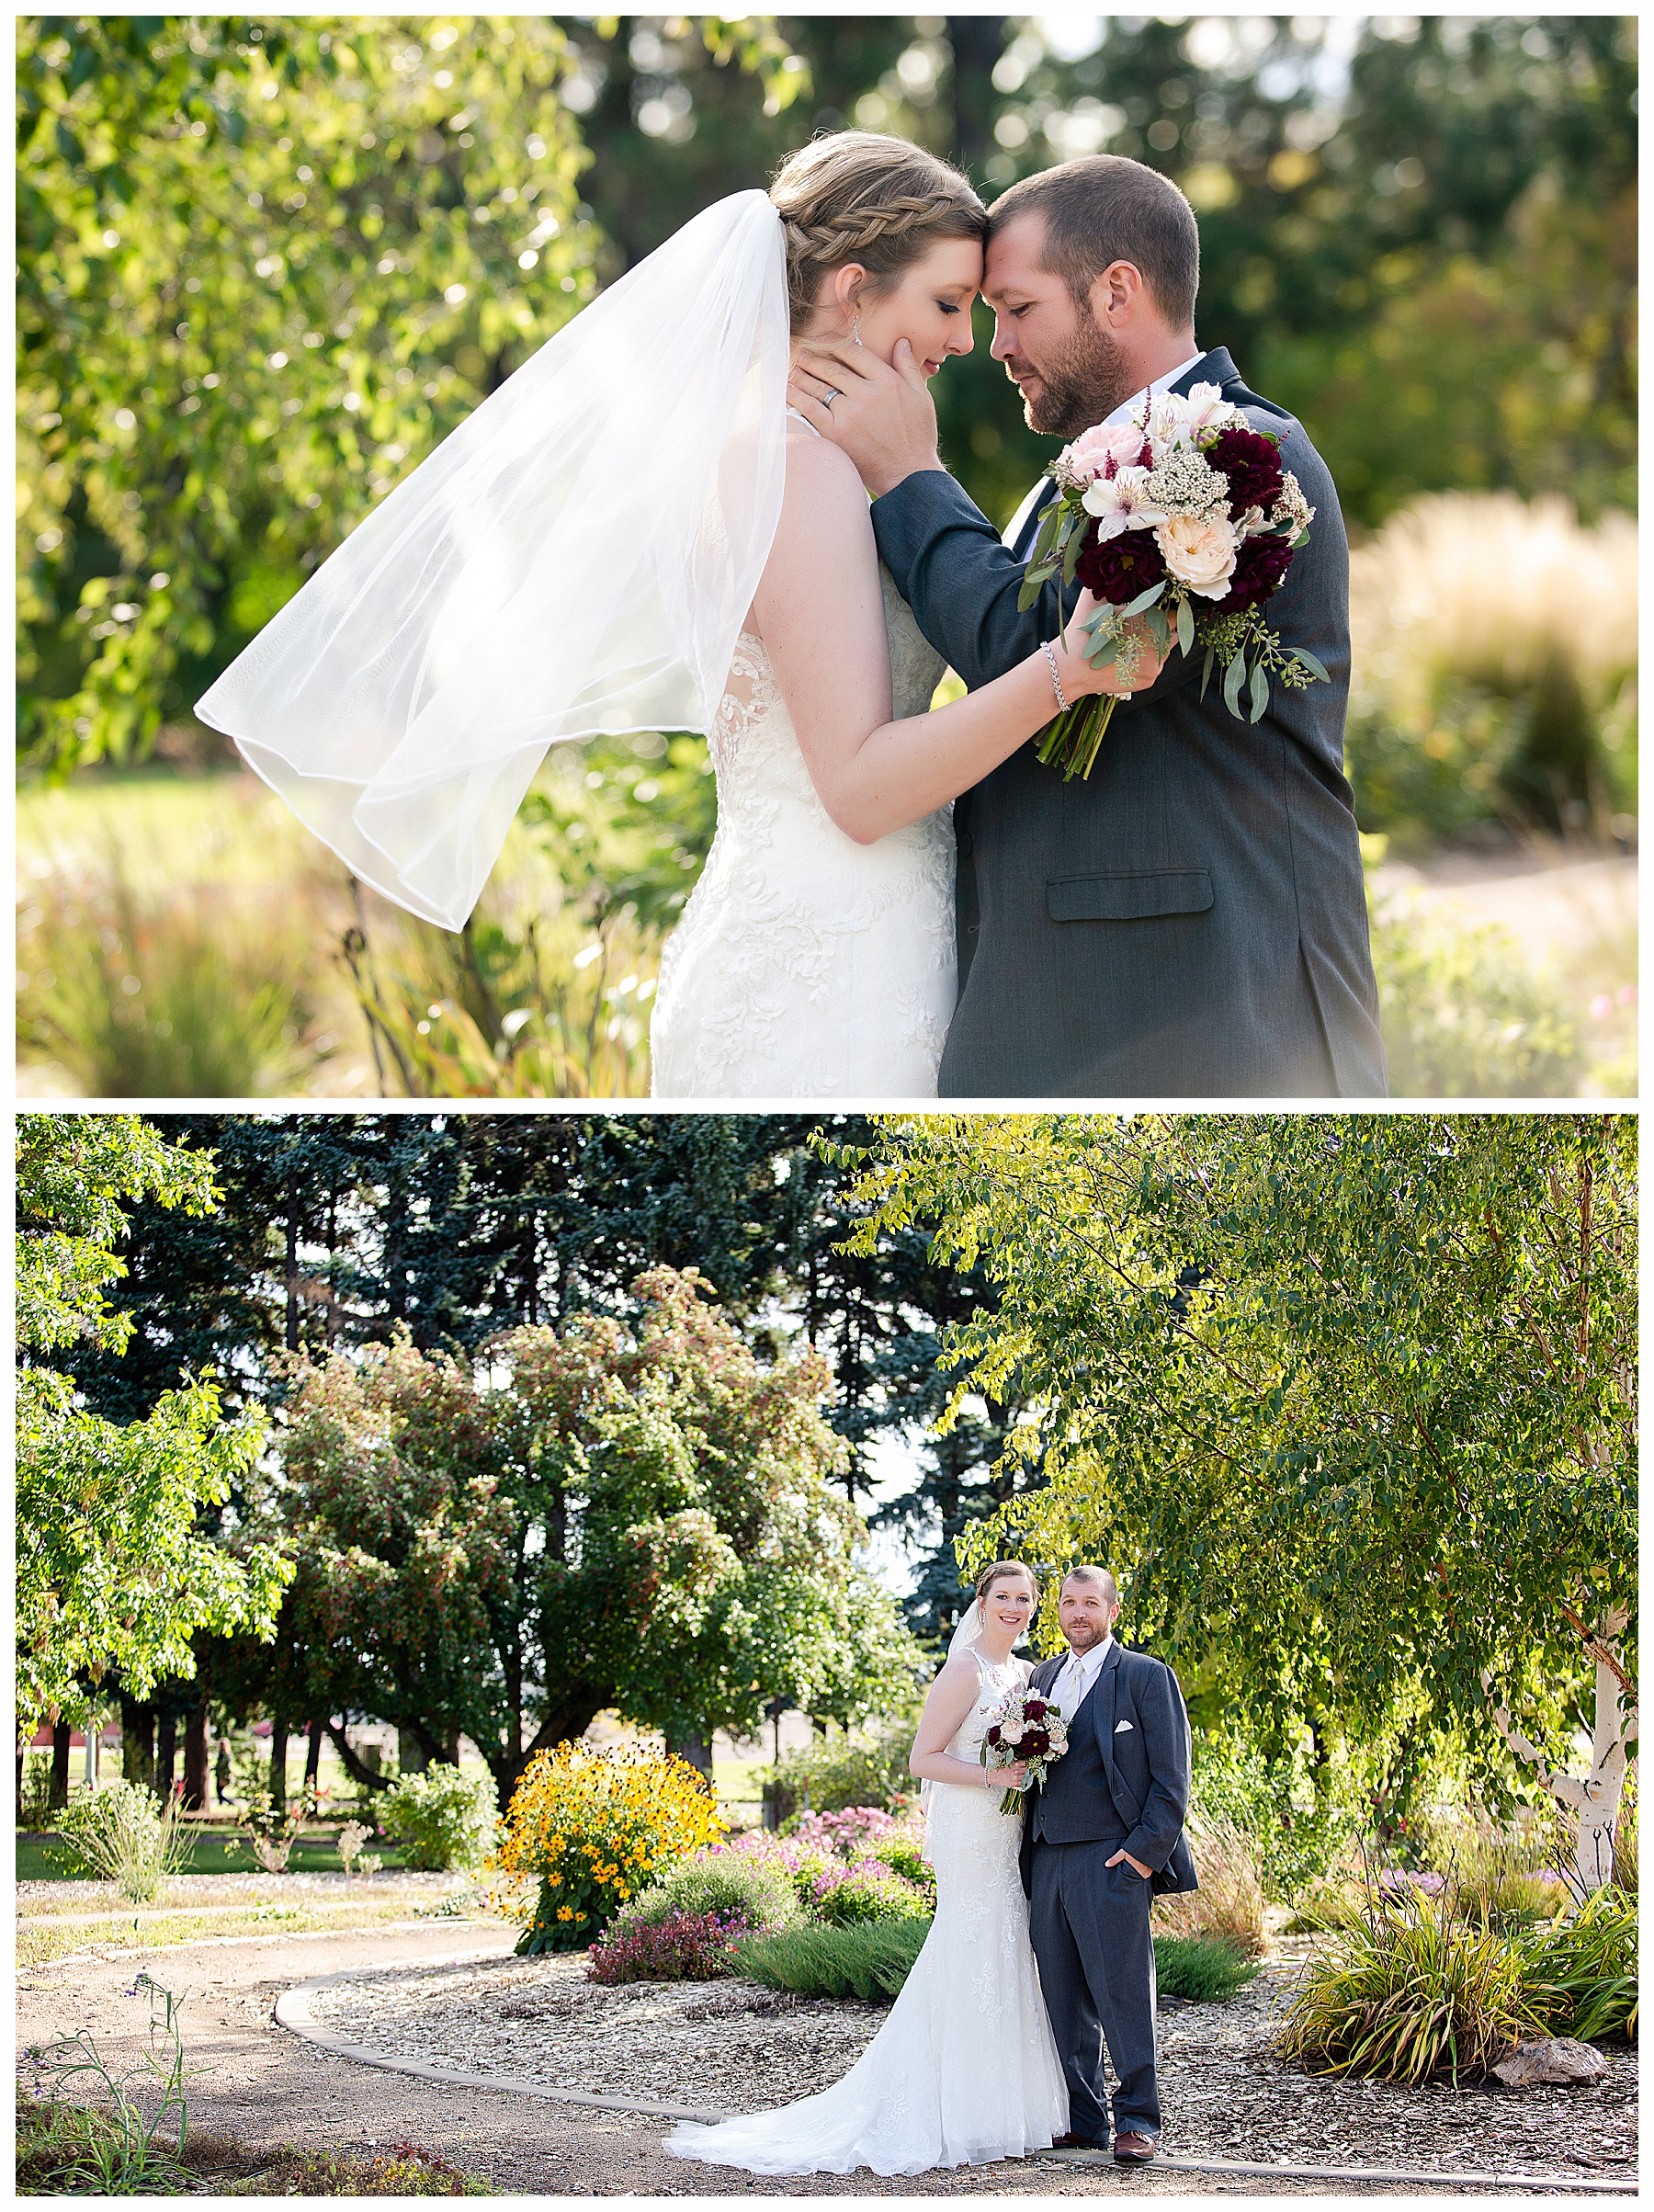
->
left=1059, top=420, right=1150, bottom=486
left=1155, top=512, right=1238, bottom=597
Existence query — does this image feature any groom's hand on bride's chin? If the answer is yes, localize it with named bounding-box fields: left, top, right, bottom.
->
left=787, top=337, right=943, bottom=498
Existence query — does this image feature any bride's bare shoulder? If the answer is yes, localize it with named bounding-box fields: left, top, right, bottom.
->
left=783, top=423, right=867, bottom=507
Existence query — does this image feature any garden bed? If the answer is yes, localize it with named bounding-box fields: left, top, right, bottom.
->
left=292, top=1948, right=1637, bottom=2183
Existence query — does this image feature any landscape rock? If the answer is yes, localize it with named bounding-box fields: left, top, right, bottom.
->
left=1492, top=2037, right=1610, bottom=2089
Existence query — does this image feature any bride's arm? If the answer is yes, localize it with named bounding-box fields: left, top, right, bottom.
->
left=909, top=1654, right=1028, bottom=1790
left=753, top=435, right=1161, bottom=846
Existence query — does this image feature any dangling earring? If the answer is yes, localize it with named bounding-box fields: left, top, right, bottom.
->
left=851, top=307, right=863, bottom=346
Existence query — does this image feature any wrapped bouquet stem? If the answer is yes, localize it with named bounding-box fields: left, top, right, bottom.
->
left=1021, top=381, right=1330, bottom=781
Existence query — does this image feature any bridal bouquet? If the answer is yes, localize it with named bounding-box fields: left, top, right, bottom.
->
left=1019, top=380, right=1329, bottom=779
left=980, top=1687, right=1070, bottom=1815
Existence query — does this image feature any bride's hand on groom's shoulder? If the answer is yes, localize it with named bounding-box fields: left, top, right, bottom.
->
left=1060, top=590, right=1169, bottom=701
left=787, top=337, right=942, bottom=498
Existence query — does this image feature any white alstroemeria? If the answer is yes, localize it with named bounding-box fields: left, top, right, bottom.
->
left=1146, top=381, right=1239, bottom=452
left=1080, top=464, right=1166, bottom=539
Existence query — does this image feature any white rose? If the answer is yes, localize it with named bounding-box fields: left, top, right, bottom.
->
left=1156, top=512, right=1238, bottom=597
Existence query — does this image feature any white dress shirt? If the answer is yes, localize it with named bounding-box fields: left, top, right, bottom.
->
left=1052, top=1631, right=1115, bottom=1719
left=1002, top=350, right=1208, bottom=551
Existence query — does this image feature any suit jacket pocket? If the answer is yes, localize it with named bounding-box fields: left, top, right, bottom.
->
left=1046, top=869, right=1213, bottom=924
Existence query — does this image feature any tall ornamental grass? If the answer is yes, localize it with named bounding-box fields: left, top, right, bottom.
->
left=1524, top=1887, right=1637, bottom=2043
left=1275, top=1874, right=1553, bottom=2085
left=1348, top=493, right=1637, bottom=842
left=51, top=1781, right=190, bottom=1906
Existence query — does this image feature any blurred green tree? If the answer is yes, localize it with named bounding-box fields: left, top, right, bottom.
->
left=18, top=14, right=601, bottom=777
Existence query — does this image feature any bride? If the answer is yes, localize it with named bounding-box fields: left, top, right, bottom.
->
left=194, top=130, right=1150, bottom=1099
left=664, top=1560, right=1069, bottom=2176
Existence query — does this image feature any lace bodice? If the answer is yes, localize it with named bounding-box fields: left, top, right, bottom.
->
left=649, top=559, right=957, bottom=1099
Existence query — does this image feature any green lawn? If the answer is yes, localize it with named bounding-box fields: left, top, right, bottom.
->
left=18, top=1825, right=414, bottom=1885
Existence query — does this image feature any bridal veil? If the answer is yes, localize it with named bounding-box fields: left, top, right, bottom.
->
left=196, top=190, right=790, bottom=929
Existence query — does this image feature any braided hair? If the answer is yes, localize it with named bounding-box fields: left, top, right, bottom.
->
left=770, top=132, right=986, bottom=334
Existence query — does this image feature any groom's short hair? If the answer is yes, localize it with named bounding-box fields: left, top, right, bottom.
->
left=987, top=156, right=1200, bottom=329
left=1061, top=1565, right=1119, bottom=1605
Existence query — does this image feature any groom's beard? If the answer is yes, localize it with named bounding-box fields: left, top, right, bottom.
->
left=1010, top=315, right=1136, bottom=437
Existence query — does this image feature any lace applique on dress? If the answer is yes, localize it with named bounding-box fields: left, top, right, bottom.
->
left=650, top=565, right=956, bottom=1100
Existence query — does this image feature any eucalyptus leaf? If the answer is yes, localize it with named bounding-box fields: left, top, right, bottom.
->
left=1294, top=647, right=1331, bottom=683
left=1121, top=581, right=1165, bottom=618
left=1200, top=644, right=1215, bottom=702
left=1175, top=596, right=1195, bottom=654
left=1249, top=658, right=1270, bottom=721
left=1222, top=651, right=1246, bottom=717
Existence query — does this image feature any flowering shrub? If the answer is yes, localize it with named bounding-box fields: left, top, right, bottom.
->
left=586, top=1907, right=749, bottom=1986
left=782, top=1807, right=902, bottom=1856
left=868, top=1832, right=936, bottom=1906
left=493, top=1741, right=724, bottom=1954
left=378, top=1765, right=499, bottom=1872
left=712, top=1829, right=835, bottom=1911
left=810, top=1857, right=933, bottom=1926
left=610, top=1849, right=799, bottom=1938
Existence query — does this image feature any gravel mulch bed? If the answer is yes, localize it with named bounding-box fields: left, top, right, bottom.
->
left=302, top=1949, right=1637, bottom=2184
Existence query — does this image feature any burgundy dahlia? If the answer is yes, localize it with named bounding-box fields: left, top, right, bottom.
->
left=1074, top=524, right=1167, bottom=604
left=1217, top=529, right=1295, bottom=612
left=1025, top=1699, right=1048, bottom=1719
left=1022, top=1730, right=1050, bottom=1757
left=986, top=1723, right=1003, bottom=1746
left=1207, top=425, right=1284, bottom=520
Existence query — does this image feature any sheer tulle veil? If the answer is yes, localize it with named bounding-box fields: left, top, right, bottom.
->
left=918, top=1597, right=989, bottom=1861
left=196, top=190, right=790, bottom=930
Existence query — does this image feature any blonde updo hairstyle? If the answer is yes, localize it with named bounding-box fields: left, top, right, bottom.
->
left=974, top=1559, right=1040, bottom=1610
left=770, top=131, right=987, bottom=335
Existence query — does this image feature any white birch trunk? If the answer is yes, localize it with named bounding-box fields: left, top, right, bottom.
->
left=1481, top=1607, right=1636, bottom=1894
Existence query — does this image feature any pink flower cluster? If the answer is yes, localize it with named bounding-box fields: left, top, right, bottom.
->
left=784, top=1806, right=903, bottom=1858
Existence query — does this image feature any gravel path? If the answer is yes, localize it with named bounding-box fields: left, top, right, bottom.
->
left=17, top=1923, right=1636, bottom=2196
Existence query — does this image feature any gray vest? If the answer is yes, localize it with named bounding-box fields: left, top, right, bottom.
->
left=1034, top=1674, right=1128, bottom=1844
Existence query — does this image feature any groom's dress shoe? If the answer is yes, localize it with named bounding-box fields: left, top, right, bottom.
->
left=1048, top=2132, right=1104, bottom=2150
left=1113, top=2131, right=1157, bottom=2163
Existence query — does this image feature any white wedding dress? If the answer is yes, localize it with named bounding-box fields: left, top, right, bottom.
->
left=663, top=1650, right=1069, bottom=2176
left=648, top=534, right=957, bottom=1099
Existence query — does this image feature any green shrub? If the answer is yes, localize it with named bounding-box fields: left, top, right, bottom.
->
left=808, top=1859, right=932, bottom=1926
left=51, top=1781, right=189, bottom=1904
left=1275, top=1876, right=1548, bottom=2084
left=377, top=1766, right=498, bottom=1873
left=1524, top=1888, right=1637, bottom=2043
left=734, top=1918, right=932, bottom=2002
left=608, top=1852, right=799, bottom=1939
left=1371, top=901, right=1583, bottom=1098
left=766, top=1727, right=912, bottom=1825
left=1153, top=1934, right=1262, bottom=2003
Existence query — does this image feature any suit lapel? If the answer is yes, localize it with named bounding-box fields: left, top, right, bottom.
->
left=1094, top=1642, right=1124, bottom=1794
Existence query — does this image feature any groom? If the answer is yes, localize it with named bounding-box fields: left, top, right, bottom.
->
left=1019, top=1567, right=1196, bottom=2163
left=790, top=153, right=1386, bottom=1099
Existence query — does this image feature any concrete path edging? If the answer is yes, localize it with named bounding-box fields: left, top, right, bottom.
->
left=275, top=1952, right=1637, bottom=2195
left=276, top=1954, right=727, bottom=2125
left=1047, top=2148, right=1636, bottom=2194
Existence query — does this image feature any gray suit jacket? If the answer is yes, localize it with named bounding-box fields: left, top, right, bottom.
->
left=1018, top=1640, right=1198, bottom=1899
left=871, top=347, right=1387, bottom=1098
